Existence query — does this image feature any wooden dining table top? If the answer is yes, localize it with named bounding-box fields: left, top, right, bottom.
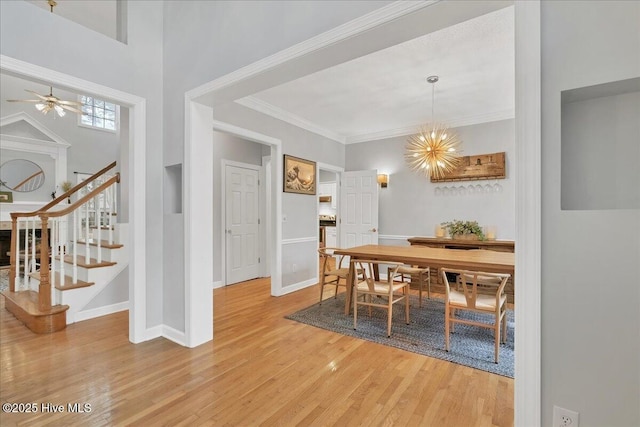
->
left=334, top=244, right=515, bottom=273
left=334, top=245, right=515, bottom=315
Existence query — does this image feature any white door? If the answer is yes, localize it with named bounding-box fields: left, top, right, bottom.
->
left=225, top=164, right=260, bottom=284
left=340, top=170, right=379, bottom=248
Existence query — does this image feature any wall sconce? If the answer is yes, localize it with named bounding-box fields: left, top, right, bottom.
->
left=377, top=174, right=388, bottom=188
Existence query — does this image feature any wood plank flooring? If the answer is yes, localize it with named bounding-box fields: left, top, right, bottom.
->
left=0, top=277, right=513, bottom=426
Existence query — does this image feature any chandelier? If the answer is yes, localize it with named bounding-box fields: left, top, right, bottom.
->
left=405, top=76, right=461, bottom=180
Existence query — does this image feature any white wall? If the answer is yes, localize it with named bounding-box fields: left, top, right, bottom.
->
left=0, top=0, right=165, bottom=327
left=1, top=73, right=121, bottom=194
left=161, top=0, right=391, bottom=324
left=346, top=119, right=515, bottom=240
left=541, top=1, right=640, bottom=426
left=561, top=90, right=640, bottom=210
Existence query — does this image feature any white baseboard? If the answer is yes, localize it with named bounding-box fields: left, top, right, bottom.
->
left=143, top=324, right=187, bottom=346
left=162, top=325, right=187, bottom=346
left=74, top=301, right=129, bottom=322
left=212, top=280, right=223, bottom=289
left=276, top=277, right=317, bottom=296
left=144, top=325, right=163, bottom=341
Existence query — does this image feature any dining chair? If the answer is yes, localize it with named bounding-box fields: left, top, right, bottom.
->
left=441, top=268, right=511, bottom=363
left=394, top=265, right=430, bottom=306
left=317, top=247, right=350, bottom=304
left=353, top=260, right=410, bottom=337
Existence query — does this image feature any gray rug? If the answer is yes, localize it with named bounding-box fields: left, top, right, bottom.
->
left=285, top=293, right=514, bottom=378
left=0, top=269, right=8, bottom=293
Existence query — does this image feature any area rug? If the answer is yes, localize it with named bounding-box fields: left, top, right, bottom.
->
left=285, top=293, right=514, bottom=378
left=0, top=269, right=8, bottom=293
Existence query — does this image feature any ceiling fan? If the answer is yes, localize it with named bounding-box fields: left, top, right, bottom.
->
left=6, top=87, right=83, bottom=117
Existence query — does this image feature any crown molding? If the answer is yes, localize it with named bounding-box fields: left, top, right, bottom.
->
left=238, top=95, right=515, bottom=145
left=186, top=1, right=438, bottom=100
left=1, top=111, right=70, bottom=147
left=236, top=97, right=346, bottom=144
left=345, top=109, right=516, bottom=144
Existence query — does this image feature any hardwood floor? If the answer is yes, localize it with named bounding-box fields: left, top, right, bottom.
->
left=0, top=277, right=513, bottom=426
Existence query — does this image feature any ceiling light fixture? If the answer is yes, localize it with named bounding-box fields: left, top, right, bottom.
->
left=7, top=87, right=81, bottom=117
left=405, top=76, right=461, bottom=180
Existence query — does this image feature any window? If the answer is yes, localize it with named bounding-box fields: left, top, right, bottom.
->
left=79, top=96, right=117, bottom=131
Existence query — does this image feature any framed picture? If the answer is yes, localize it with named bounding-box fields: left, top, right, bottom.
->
left=283, top=155, right=316, bottom=195
left=430, top=152, right=506, bottom=182
left=0, top=191, right=13, bottom=203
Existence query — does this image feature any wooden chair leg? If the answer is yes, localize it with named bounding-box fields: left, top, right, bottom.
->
left=501, top=311, right=508, bottom=343
left=319, top=276, right=325, bottom=305
left=418, top=272, right=423, bottom=307
left=387, top=299, right=393, bottom=337
left=426, top=268, right=431, bottom=299
left=494, top=321, right=500, bottom=364
left=404, top=287, right=410, bottom=324
left=353, top=286, right=358, bottom=330
left=445, top=304, right=451, bottom=352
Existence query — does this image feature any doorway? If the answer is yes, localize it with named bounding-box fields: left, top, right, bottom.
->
left=224, top=161, right=261, bottom=285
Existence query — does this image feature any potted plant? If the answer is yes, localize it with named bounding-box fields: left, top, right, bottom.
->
left=441, top=219, right=486, bottom=241
left=61, top=181, right=73, bottom=203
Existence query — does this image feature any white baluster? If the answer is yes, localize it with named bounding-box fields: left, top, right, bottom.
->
left=85, top=200, right=90, bottom=262
left=59, top=218, right=65, bottom=287
left=30, top=219, right=37, bottom=274
left=108, top=184, right=114, bottom=245
left=22, top=218, right=28, bottom=289
left=73, top=209, right=78, bottom=284
left=50, top=218, right=56, bottom=290
left=96, top=194, right=102, bottom=263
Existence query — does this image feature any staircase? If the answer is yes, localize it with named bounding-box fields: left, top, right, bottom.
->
left=1, top=162, right=126, bottom=333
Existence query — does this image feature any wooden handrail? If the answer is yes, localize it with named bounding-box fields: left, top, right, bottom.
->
left=38, top=161, right=117, bottom=213
left=14, top=170, right=44, bottom=192
left=41, top=173, right=120, bottom=218
left=7, top=161, right=119, bottom=315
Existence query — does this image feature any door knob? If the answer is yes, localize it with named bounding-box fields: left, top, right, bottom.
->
left=370, top=228, right=377, bottom=232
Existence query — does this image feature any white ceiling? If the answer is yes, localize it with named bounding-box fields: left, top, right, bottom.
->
left=26, top=0, right=118, bottom=40
left=237, top=5, right=515, bottom=144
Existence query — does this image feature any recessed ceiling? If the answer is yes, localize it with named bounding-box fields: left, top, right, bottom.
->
left=237, top=6, right=514, bottom=144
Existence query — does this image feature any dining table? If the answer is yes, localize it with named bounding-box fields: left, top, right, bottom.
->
left=334, top=244, right=516, bottom=314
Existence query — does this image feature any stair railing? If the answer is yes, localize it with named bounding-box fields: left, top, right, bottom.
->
left=8, top=162, right=118, bottom=312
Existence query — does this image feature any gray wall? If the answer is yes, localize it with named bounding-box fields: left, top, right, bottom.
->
left=212, top=102, right=345, bottom=288
left=161, top=1, right=388, bottom=297
left=0, top=0, right=165, bottom=327
left=561, top=90, right=640, bottom=210
left=346, top=119, right=515, bottom=239
left=541, top=1, right=640, bottom=426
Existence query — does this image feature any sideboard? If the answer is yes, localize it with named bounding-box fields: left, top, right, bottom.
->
left=407, top=236, right=515, bottom=303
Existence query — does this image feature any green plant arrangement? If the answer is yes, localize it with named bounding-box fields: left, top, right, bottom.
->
left=61, top=181, right=73, bottom=193
left=441, top=219, right=486, bottom=240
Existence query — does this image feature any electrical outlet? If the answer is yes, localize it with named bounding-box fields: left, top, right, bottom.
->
left=553, top=406, right=579, bottom=427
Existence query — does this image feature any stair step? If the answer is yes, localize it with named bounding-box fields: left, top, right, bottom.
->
left=30, top=272, right=94, bottom=290
left=90, top=225, right=115, bottom=230
left=57, top=255, right=117, bottom=268
left=76, top=239, right=124, bottom=249
left=1, top=290, right=68, bottom=333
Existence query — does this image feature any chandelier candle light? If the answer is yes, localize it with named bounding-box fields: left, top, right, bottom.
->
left=405, top=76, right=461, bottom=180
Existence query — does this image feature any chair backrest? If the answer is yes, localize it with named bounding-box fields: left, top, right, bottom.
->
left=354, top=259, right=402, bottom=292
left=441, top=268, right=510, bottom=310
left=318, top=247, right=346, bottom=273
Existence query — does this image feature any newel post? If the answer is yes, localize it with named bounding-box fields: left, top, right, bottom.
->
left=38, top=214, right=51, bottom=311
left=8, top=214, right=18, bottom=292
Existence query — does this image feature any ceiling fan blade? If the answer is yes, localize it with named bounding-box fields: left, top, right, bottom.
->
left=57, top=99, right=82, bottom=106
left=6, top=99, right=41, bottom=103
left=24, top=89, right=49, bottom=100
left=60, top=104, right=83, bottom=114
